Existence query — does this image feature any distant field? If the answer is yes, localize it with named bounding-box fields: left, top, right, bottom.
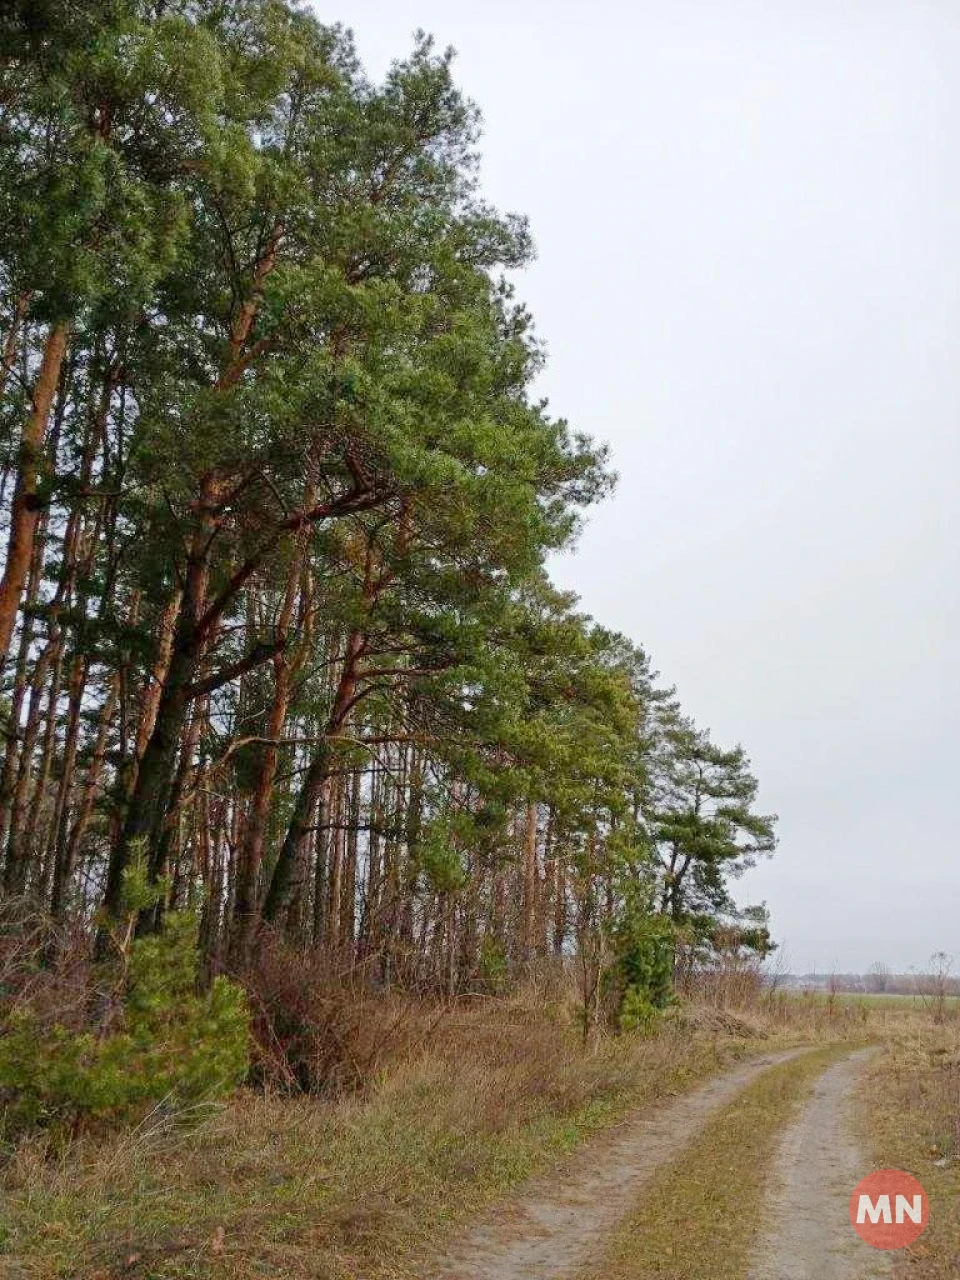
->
left=782, top=989, right=960, bottom=1010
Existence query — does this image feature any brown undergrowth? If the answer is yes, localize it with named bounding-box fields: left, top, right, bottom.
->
left=858, top=1019, right=960, bottom=1278
left=3, top=955, right=929, bottom=1280
left=4, top=988, right=754, bottom=1280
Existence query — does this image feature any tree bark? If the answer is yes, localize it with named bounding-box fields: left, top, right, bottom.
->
left=522, top=799, right=538, bottom=966
left=0, top=322, right=70, bottom=666
left=0, top=292, right=28, bottom=400
left=227, top=544, right=305, bottom=966
left=262, top=550, right=378, bottom=927
left=99, top=476, right=218, bottom=935
left=0, top=534, right=44, bottom=865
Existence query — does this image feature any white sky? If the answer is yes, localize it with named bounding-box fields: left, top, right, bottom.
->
left=318, top=0, right=960, bottom=973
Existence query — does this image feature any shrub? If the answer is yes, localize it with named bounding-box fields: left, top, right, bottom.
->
left=607, top=910, right=677, bottom=1033
left=477, top=935, right=509, bottom=994
left=245, top=934, right=424, bottom=1094
left=618, top=985, right=663, bottom=1034
left=0, top=905, right=249, bottom=1135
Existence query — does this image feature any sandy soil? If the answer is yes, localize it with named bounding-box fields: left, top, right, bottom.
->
left=748, top=1048, right=891, bottom=1280
left=430, top=1049, right=802, bottom=1280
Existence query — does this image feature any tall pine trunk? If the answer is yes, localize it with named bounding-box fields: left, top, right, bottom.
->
left=0, top=322, right=70, bottom=666
left=99, top=483, right=216, bottom=934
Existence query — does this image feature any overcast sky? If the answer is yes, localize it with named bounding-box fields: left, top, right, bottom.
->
left=323, top=0, right=959, bottom=973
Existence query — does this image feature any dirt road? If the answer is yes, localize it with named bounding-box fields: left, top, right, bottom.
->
left=431, top=1050, right=802, bottom=1280
left=432, top=1046, right=886, bottom=1280
left=748, top=1048, right=890, bottom=1280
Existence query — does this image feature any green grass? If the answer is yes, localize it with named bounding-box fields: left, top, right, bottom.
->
left=786, top=990, right=960, bottom=1009
left=576, top=1045, right=848, bottom=1280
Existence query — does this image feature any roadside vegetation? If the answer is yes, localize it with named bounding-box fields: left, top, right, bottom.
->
left=4, top=990, right=753, bottom=1280
left=858, top=1014, right=960, bottom=1280
left=0, top=0, right=777, bottom=1130
left=4, top=966, right=946, bottom=1280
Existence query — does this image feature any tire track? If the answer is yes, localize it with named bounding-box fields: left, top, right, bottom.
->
left=430, top=1049, right=804, bottom=1280
left=748, top=1047, right=891, bottom=1280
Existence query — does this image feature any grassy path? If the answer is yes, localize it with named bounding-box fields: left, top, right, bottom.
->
left=430, top=1050, right=803, bottom=1280
left=749, top=1048, right=888, bottom=1280
left=7, top=1020, right=903, bottom=1280
left=574, top=1045, right=863, bottom=1280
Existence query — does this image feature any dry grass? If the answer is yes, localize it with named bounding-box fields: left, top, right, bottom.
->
left=4, top=970, right=947, bottom=1280
left=576, top=1045, right=846, bottom=1280
left=1, top=993, right=756, bottom=1280
left=856, top=1020, right=960, bottom=1278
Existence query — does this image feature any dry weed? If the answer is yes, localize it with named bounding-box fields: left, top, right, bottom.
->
left=2, top=989, right=741, bottom=1279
